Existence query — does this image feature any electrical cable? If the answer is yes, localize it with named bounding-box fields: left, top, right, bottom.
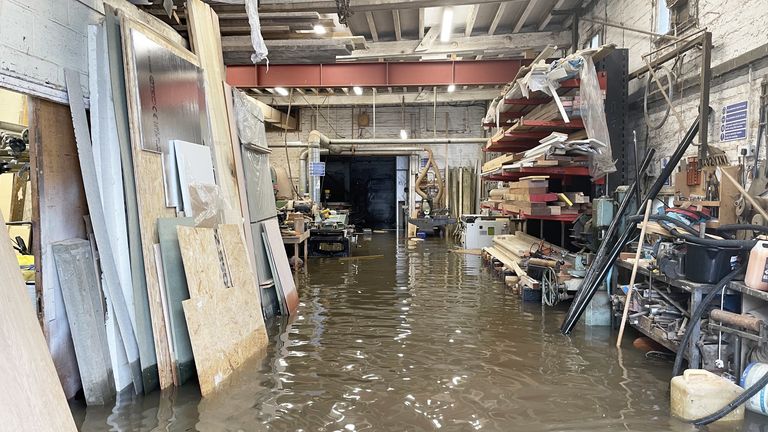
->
left=644, top=65, right=675, bottom=130
left=672, top=265, right=745, bottom=377
left=690, top=369, right=768, bottom=426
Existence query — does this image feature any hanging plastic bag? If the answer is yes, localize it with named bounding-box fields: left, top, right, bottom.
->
left=209, top=0, right=268, bottom=64
left=580, top=55, right=616, bottom=179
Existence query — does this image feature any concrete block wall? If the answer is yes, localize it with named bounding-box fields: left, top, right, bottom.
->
left=0, top=0, right=104, bottom=102
left=266, top=104, right=488, bottom=190
left=581, top=0, right=768, bottom=170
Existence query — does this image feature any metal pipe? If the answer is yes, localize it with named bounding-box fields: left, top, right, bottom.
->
left=579, top=16, right=687, bottom=42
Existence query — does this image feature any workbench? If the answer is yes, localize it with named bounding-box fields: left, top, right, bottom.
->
left=282, top=230, right=309, bottom=272
left=614, top=258, right=768, bottom=374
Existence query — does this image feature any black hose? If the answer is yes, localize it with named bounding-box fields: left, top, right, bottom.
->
left=674, top=231, right=757, bottom=249
left=716, top=224, right=768, bottom=237
left=690, top=370, right=768, bottom=426
left=672, top=265, right=745, bottom=377
left=625, top=214, right=700, bottom=236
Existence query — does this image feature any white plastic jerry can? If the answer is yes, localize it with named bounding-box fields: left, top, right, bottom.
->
left=670, top=369, right=745, bottom=423
left=745, top=240, right=768, bottom=291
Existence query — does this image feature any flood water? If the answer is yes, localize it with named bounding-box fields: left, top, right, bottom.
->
left=72, top=233, right=767, bottom=431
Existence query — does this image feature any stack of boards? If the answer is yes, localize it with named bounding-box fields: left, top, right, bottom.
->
left=36, top=0, right=298, bottom=405
left=482, top=176, right=590, bottom=217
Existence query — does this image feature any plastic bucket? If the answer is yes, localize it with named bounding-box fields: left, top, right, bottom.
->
left=741, top=362, right=768, bottom=415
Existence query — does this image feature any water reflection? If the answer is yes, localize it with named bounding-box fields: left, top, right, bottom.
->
left=73, top=233, right=768, bottom=431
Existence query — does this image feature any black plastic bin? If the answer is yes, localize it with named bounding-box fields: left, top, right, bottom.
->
left=684, top=241, right=744, bottom=284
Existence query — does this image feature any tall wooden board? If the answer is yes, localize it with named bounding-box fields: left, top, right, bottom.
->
left=104, top=6, right=158, bottom=392
left=51, top=239, right=115, bottom=405
left=120, top=13, right=199, bottom=389
left=180, top=225, right=268, bottom=397
left=66, top=68, right=144, bottom=393
left=186, top=0, right=242, bottom=224
left=0, top=213, right=77, bottom=431
left=28, top=97, right=85, bottom=398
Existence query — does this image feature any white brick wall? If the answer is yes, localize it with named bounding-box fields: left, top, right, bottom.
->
left=582, top=0, right=768, bottom=166
left=267, top=104, right=489, bottom=188
left=0, top=0, right=103, bottom=102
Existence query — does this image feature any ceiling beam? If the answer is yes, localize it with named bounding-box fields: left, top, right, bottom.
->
left=538, top=0, right=566, bottom=31
left=258, top=0, right=528, bottom=13
left=365, top=11, right=379, bottom=42
left=488, top=2, right=509, bottom=35
left=251, top=88, right=503, bottom=106
left=513, top=0, right=539, bottom=33
left=338, top=31, right=570, bottom=61
left=465, top=4, right=480, bottom=37
left=226, top=60, right=528, bottom=88
left=393, top=10, right=402, bottom=41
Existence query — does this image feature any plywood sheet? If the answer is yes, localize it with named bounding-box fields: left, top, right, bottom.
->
left=218, top=224, right=261, bottom=309
left=157, top=217, right=196, bottom=385
left=182, top=284, right=268, bottom=397
left=28, top=97, right=85, bottom=398
left=66, top=68, right=144, bottom=393
left=0, top=214, right=77, bottom=430
left=120, top=12, right=187, bottom=389
left=104, top=6, right=158, bottom=393
left=177, top=225, right=226, bottom=298
left=187, top=0, right=242, bottom=225
left=262, top=218, right=299, bottom=315
left=51, top=239, right=115, bottom=405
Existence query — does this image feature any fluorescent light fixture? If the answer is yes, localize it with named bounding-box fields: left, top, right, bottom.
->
left=441, top=7, right=454, bottom=42
left=313, top=24, right=327, bottom=35
left=447, top=84, right=456, bottom=93
left=353, top=86, right=363, bottom=95
left=400, top=129, right=408, bottom=140
left=274, top=87, right=289, bottom=96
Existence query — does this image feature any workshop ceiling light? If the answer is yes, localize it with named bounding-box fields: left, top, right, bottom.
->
left=441, top=7, right=454, bottom=42
left=274, top=87, right=289, bottom=96
left=313, top=24, right=327, bottom=35
left=353, top=86, right=363, bottom=95
left=447, top=84, right=456, bottom=93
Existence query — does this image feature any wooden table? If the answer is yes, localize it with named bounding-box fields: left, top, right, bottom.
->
left=282, top=230, right=310, bottom=272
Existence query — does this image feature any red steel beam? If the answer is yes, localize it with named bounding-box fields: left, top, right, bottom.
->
left=226, top=60, right=527, bottom=88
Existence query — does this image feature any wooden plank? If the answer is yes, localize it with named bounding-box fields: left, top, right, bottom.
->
left=51, top=239, right=115, bottom=405
left=262, top=218, right=299, bottom=315
left=119, top=12, right=180, bottom=389
left=0, top=213, right=77, bottom=431
left=152, top=243, right=178, bottom=386
left=104, top=6, right=158, bottom=393
left=177, top=225, right=226, bottom=298
left=178, top=224, right=268, bottom=396
left=187, top=0, right=242, bottom=225
left=157, top=217, right=196, bottom=385
left=28, top=97, right=86, bottom=399
left=65, top=68, right=145, bottom=394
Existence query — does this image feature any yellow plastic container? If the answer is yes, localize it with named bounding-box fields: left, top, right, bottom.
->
left=670, top=369, right=745, bottom=423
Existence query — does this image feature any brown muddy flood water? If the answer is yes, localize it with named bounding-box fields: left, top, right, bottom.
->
left=72, top=233, right=768, bottom=431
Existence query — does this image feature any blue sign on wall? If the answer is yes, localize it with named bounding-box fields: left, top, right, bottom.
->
left=309, top=162, right=326, bottom=176
left=720, top=101, right=748, bottom=142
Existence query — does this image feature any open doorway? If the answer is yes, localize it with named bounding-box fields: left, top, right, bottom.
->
left=321, top=156, right=396, bottom=230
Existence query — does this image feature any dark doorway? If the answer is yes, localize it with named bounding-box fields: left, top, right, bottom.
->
left=321, top=156, right=396, bottom=229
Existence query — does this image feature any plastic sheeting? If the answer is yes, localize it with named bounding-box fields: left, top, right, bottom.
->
left=209, top=0, right=268, bottom=63
left=243, top=151, right=278, bottom=222
left=233, top=90, right=267, bottom=149
left=579, top=55, right=616, bottom=179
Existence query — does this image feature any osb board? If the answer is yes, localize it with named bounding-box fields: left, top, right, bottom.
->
left=27, top=97, right=86, bottom=399
left=182, top=284, right=268, bottom=397
left=187, top=0, right=242, bottom=225
left=120, top=12, right=192, bottom=389
left=176, top=225, right=226, bottom=298
left=179, top=224, right=268, bottom=397
left=0, top=213, right=77, bottom=431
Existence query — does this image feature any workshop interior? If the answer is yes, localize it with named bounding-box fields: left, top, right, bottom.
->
left=3, top=0, right=768, bottom=430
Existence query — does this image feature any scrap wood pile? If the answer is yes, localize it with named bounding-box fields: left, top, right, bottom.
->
left=482, top=231, right=575, bottom=291
left=481, top=176, right=590, bottom=217
left=42, top=0, right=298, bottom=406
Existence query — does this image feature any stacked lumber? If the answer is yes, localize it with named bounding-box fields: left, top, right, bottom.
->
left=500, top=177, right=553, bottom=216
left=483, top=231, right=570, bottom=289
